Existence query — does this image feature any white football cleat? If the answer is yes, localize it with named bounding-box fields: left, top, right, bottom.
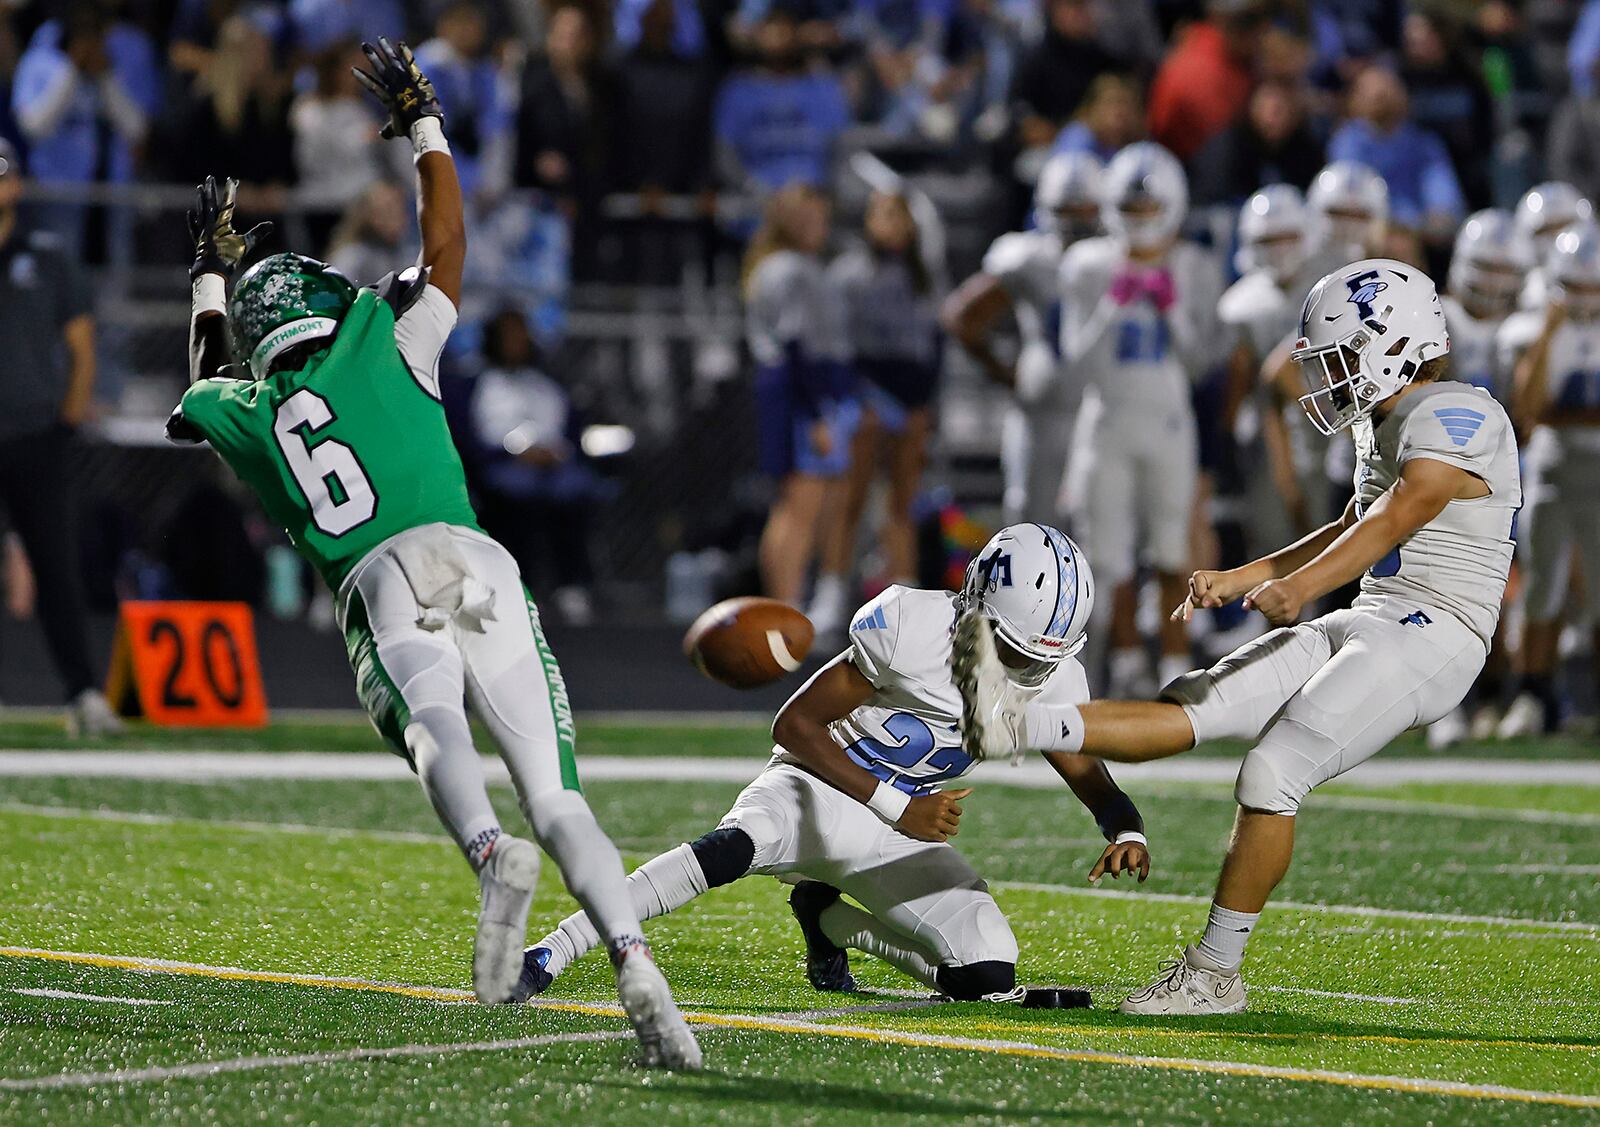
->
left=67, top=689, right=124, bottom=738
left=1426, top=706, right=1469, bottom=750
left=473, top=835, right=541, bottom=1004
left=1120, top=945, right=1248, bottom=1015
left=952, top=609, right=1026, bottom=763
left=1468, top=703, right=1502, bottom=742
left=615, top=943, right=703, bottom=1071
left=1496, top=692, right=1546, bottom=739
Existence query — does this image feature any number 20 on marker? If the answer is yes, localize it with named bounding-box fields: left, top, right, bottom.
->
left=106, top=602, right=269, bottom=727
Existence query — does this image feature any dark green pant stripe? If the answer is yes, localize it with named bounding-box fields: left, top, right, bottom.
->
left=525, top=586, right=581, bottom=792
left=343, top=589, right=413, bottom=762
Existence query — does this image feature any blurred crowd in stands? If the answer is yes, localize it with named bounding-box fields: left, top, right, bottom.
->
left=1, top=0, right=1598, bottom=733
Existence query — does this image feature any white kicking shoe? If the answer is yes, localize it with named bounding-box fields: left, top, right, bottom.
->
left=66, top=689, right=124, bottom=739
left=1468, top=703, right=1502, bottom=742
left=1120, top=945, right=1248, bottom=1015
left=474, top=835, right=541, bottom=1004
left=952, top=609, right=1026, bottom=763
left=1426, top=707, right=1469, bottom=750
left=1496, top=693, right=1546, bottom=740
left=615, top=942, right=703, bottom=1071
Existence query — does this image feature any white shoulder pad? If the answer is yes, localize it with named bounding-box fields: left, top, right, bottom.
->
left=1217, top=271, right=1287, bottom=328
left=1400, top=386, right=1507, bottom=465
left=847, top=586, right=956, bottom=688
left=1495, top=311, right=1544, bottom=365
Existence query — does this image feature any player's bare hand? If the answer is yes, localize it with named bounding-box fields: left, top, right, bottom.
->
left=896, top=788, right=971, bottom=842
left=1088, top=841, right=1149, bottom=884
left=1242, top=577, right=1305, bottom=626
left=1172, top=570, right=1245, bottom=621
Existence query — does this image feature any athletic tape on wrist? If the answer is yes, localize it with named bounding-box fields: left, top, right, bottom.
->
left=410, top=118, right=450, bottom=160
left=866, top=781, right=911, bottom=825
left=192, top=273, right=226, bottom=316
left=1114, top=831, right=1148, bottom=847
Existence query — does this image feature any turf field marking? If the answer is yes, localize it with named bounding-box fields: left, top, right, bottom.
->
left=5, top=947, right=1599, bottom=1109
left=955, top=1021, right=1600, bottom=1054
left=1253, top=985, right=1425, bottom=1005
left=0, top=1030, right=636, bottom=1093
left=994, top=881, right=1600, bottom=935
left=10, top=987, right=173, bottom=1006
left=0, top=803, right=441, bottom=846
left=4, top=751, right=1599, bottom=790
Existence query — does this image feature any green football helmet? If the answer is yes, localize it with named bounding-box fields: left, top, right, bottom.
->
left=229, top=253, right=358, bottom=379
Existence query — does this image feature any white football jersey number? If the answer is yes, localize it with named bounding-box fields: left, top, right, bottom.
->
left=273, top=388, right=378, bottom=536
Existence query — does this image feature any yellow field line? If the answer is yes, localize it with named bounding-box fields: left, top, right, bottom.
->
left=4, top=946, right=1598, bottom=1109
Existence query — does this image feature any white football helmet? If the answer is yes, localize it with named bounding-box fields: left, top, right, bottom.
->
left=1448, top=208, right=1530, bottom=318
left=1289, top=258, right=1451, bottom=436
left=1034, top=151, right=1103, bottom=242
left=959, top=524, right=1094, bottom=685
left=1514, top=181, right=1592, bottom=263
left=1546, top=218, right=1600, bottom=320
left=1307, top=161, right=1389, bottom=260
left=1099, top=142, right=1187, bottom=252
left=1235, top=184, right=1308, bottom=283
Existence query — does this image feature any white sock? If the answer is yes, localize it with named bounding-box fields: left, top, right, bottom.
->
left=535, top=843, right=710, bottom=980
left=1196, top=902, right=1259, bottom=971
left=1108, top=647, right=1147, bottom=692
left=1022, top=701, right=1085, bottom=752
left=528, top=790, right=647, bottom=959
left=820, top=900, right=941, bottom=991
left=807, top=573, right=851, bottom=631
left=405, top=714, right=501, bottom=872
left=1157, top=653, right=1192, bottom=691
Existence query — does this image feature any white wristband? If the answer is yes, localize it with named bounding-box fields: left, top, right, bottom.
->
left=192, top=273, right=226, bottom=316
left=410, top=118, right=450, bottom=161
left=866, top=781, right=911, bottom=826
left=1114, top=831, right=1148, bottom=847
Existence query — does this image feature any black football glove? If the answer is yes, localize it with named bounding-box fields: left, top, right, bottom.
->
left=187, top=175, right=271, bottom=282
left=352, top=37, right=444, bottom=140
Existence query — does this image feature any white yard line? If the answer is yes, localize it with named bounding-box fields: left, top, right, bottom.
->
left=10, top=987, right=173, bottom=1006
left=3, top=749, right=1599, bottom=792
left=0, top=803, right=441, bottom=846
left=1251, top=986, right=1425, bottom=1005
left=0, top=1030, right=636, bottom=1092
left=994, top=881, right=1600, bottom=935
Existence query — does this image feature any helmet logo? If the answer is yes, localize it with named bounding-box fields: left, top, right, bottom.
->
left=980, top=549, right=1013, bottom=591
left=1345, top=271, right=1388, bottom=319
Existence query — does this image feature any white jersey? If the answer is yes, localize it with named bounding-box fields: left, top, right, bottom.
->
left=1440, top=295, right=1507, bottom=404
left=1351, top=383, right=1521, bottom=645
left=745, top=250, right=848, bottom=367
left=775, top=585, right=1088, bottom=795
left=983, top=229, right=1068, bottom=404
left=1499, top=311, right=1600, bottom=460
left=1217, top=269, right=1296, bottom=357
left=1058, top=236, right=1223, bottom=412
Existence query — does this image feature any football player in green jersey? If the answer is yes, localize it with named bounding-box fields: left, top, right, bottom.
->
left=166, top=38, right=700, bottom=1070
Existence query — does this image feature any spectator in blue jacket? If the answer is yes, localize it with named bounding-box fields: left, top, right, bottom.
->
left=713, top=6, right=850, bottom=194
left=414, top=1, right=508, bottom=197
left=1328, top=66, right=1464, bottom=246
left=12, top=7, right=160, bottom=259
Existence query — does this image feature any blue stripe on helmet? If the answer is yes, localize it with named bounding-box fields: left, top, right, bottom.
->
left=1037, top=525, right=1078, bottom=639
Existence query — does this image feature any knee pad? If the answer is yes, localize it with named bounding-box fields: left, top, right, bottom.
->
left=1234, top=742, right=1308, bottom=815
left=689, top=826, right=755, bottom=888
left=935, top=960, right=1016, bottom=1002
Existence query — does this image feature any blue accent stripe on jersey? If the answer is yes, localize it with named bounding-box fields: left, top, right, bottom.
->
left=851, top=606, right=887, bottom=633
left=1434, top=407, right=1486, bottom=447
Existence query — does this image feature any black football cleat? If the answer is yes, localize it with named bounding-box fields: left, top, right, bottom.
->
left=788, top=881, right=856, bottom=992
left=508, top=946, right=554, bottom=1003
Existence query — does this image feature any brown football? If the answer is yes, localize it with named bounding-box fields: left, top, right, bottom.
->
left=682, top=597, right=815, bottom=689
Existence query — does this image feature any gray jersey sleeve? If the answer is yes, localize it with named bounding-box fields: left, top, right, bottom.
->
left=392, top=284, right=458, bottom=400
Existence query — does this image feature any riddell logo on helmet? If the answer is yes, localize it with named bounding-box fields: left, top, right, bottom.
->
left=1033, top=636, right=1067, bottom=649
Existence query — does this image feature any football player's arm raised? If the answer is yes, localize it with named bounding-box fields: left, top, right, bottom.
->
left=942, top=271, right=1017, bottom=388
left=1043, top=752, right=1149, bottom=883
left=354, top=38, right=464, bottom=308
left=771, top=655, right=969, bottom=843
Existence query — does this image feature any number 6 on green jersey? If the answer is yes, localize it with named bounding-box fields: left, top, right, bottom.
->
left=274, top=388, right=377, bottom=536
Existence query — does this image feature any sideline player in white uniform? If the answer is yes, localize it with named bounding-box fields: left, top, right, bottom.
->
left=943, top=153, right=1102, bottom=525
left=1497, top=220, right=1600, bottom=737
left=515, top=527, right=1151, bottom=1003
left=1058, top=142, right=1223, bottom=697
left=1261, top=162, right=1389, bottom=542
left=957, top=260, right=1521, bottom=1013
left=1218, top=185, right=1311, bottom=562
left=1429, top=209, right=1529, bottom=744
left=1513, top=181, right=1592, bottom=312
